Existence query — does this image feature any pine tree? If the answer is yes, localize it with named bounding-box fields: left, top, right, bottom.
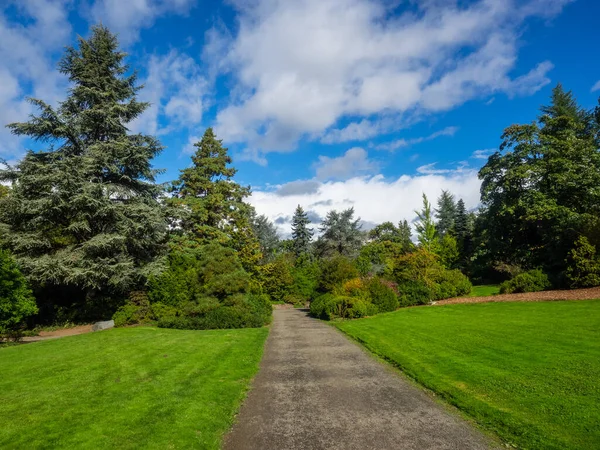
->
left=435, top=190, right=457, bottom=236
left=291, top=205, right=313, bottom=257
left=170, top=128, right=261, bottom=268
left=397, top=219, right=414, bottom=253
left=0, top=25, right=167, bottom=316
left=415, top=194, right=438, bottom=252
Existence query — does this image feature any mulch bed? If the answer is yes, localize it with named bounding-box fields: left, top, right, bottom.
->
left=437, top=286, right=600, bottom=305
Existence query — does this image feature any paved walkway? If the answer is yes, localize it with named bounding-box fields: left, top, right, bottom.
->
left=224, top=309, right=493, bottom=450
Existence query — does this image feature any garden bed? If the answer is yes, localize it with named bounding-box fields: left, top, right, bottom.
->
left=438, top=286, right=600, bottom=305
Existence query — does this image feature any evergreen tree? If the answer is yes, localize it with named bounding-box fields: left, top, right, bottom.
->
left=397, top=220, right=415, bottom=253
left=317, top=208, right=364, bottom=257
left=291, top=205, right=313, bottom=257
left=0, top=25, right=167, bottom=317
left=415, top=194, right=438, bottom=252
left=170, top=128, right=261, bottom=268
left=454, top=199, right=473, bottom=266
left=435, top=190, right=457, bottom=236
left=251, top=212, right=280, bottom=261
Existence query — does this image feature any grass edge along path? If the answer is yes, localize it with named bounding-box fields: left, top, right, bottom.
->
left=0, top=326, right=269, bottom=449
left=335, top=300, right=600, bottom=450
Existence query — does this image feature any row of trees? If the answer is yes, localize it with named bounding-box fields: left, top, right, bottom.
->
left=1, top=25, right=599, bottom=332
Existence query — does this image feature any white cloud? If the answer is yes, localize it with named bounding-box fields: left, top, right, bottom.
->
left=313, top=147, right=378, bottom=181
left=471, top=149, right=496, bottom=160
left=592, top=80, right=600, bottom=92
left=0, top=0, right=72, bottom=157
left=130, top=50, right=208, bottom=136
left=250, top=170, right=481, bottom=237
left=88, top=0, right=196, bottom=44
left=211, top=0, right=570, bottom=161
left=375, top=126, right=459, bottom=152
left=320, top=118, right=388, bottom=144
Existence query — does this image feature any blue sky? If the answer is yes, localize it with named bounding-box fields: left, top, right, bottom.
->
left=1, top=0, right=599, bottom=234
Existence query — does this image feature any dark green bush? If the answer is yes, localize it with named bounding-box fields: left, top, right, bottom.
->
left=0, top=250, right=37, bottom=334
left=157, top=293, right=271, bottom=330
left=436, top=269, right=472, bottom=298
left=566, top=236, right=600, bottom=288
left=309, top=293, right=335, bottom=319
left=112, top=291, right=178, bottom=327
left=397, top=281, right=432, bottom=306
left=500, top=269, right=551, bottom=294
left=366, top=278, right=399, bottom=313
left=148, top=243, right=250, bottom=306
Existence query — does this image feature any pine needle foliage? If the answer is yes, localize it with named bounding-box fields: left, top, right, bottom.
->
left=0, top=25, right=168, bottom=317
left=291, top=205, right=313, bottom=257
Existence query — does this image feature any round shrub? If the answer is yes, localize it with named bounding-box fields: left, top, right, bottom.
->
left=397, top=281, right=432, bottom=306
left=500, top=269, right=551, bottom=294
left=367, top=277, right=399, bottom=313
left=346, top=298, right=368, bottom=318
left=310, top=293, right=335, bottom=319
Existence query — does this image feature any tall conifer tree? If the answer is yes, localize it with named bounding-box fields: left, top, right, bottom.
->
left=415, top=194, right=438, bottom=252
left=435, top=190, right=457, bottom=236
left=0, top=25, right=167, bottom=316
left=170, top=128, right=261, bottom=268
left=291, top=205, right=313, bottom=257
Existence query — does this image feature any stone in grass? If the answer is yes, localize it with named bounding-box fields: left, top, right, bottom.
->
left=92, top=320, right=114, bottom=332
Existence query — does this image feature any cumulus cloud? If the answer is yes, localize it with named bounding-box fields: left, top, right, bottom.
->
left=592, top=80, right=600, bottom=92
left=130, top=50, right=208, bottom=136
left=375, top=126, right=459, bottom=152
left=0, top=0, right=72, bottom=157
left=88, top=0, right=196, bottom=44
left=210, top=0, right=569, bottom=161
left=313, top=147, right=378, bottom=181
left=250, top=169, right=482, bottom=237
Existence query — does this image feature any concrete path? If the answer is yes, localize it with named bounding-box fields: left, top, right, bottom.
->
left=224, top=309, right=493, bottom=450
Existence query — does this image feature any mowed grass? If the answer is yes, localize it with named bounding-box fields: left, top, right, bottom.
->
left=336, top=300, right=600, bottom=450
left=0, top=326, right=268, bottom=449
left=466, top=284, right=500, bottom=297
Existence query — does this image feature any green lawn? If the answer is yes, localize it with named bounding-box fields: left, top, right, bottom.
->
left=336, top=300, right=600, bottom=450
left=466, top=284, right=500, bottom=297
left=0, top=326, right=268, bottom=449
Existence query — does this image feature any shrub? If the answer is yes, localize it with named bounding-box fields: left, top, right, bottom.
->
left=309, top=293, right=335, bottom=319
left=113, top=291, right=178, bottom=327
left=500, top=269, right=551, bottom=294
left=397, top=281, right=432, bottom=306
left=366, top=277, right=399, bottom=313
left=393, top=249, right=472, bottom=304
left=309, top=295, right=370, bottom=320
left=437, top=269, right=472, bottom=298
left=257, top=255, right=294, bottom=302
left=317, top=255, right=359, bottom=293
left=339, top=277, right=370, bottom=299
left=566, top=236, right=600, bottom=288
left=0, top=250, right=37, bottom=334
left=157, top=293, right=271, bottom=330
